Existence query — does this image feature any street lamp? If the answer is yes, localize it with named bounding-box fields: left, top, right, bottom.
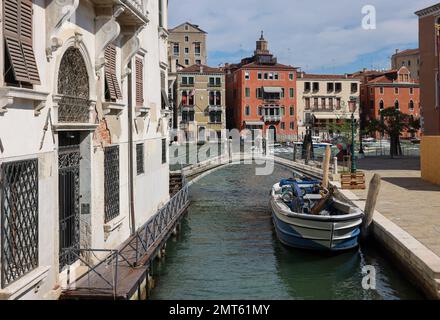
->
left=348, top=100, right=357, bottom=173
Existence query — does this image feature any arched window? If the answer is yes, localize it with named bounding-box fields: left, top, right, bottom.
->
left=409, top=100, right=414, bottom=112
left=395, top=100, right=399, bottom=110
left=57, top=47, right=90, bottom=123
left=379, top=100, right=384, bottom=110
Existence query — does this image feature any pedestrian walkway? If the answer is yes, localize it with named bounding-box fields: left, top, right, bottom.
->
left=352, top=157, right=440, bottom=257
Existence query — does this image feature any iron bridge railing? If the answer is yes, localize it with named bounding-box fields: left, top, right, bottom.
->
left=64, top=180, right=190, bottom=297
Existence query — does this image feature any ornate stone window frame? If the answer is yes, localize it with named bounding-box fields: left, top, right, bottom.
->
left=51, top=37, right=98, bottom=132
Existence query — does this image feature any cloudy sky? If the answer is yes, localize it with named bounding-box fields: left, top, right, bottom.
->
left=169, top=0, right=435, bottom=74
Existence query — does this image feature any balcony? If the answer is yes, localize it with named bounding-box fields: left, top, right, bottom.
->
left=52, top=95, right=98, bottom=131
left=181, top=105, right=195, bottom=112
left=264, top=98, right=280, bottom=104
left=310, top=106, right=335, bottom=112
left=264, top=115, right=281, bottom=122
left=208, top=105, right=222, bottom=112
left=91, top=0, right=148, bottom=27
left=180, top=83, right=195, bottom=88
left=208, top=83, right=222, bottom=88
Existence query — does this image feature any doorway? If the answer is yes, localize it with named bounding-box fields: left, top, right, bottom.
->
left=58, top=132, right=81, bottom=269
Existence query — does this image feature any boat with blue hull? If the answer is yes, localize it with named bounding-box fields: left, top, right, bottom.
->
left=270, top=178, right=363, bottom=252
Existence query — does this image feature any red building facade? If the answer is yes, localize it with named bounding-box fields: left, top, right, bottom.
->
left=225, top=34, right=297, bottom=141
left=357, top=67, right=421, bottom=139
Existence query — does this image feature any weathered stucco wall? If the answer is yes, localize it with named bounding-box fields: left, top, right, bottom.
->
left=421, top=136, right=440, bottom=185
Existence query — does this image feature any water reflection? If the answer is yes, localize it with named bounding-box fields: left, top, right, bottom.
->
left=152, top=164, right=422, bottom=300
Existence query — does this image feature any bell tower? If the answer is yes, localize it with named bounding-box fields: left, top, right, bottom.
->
left=255, top=31, right=269, bottom=55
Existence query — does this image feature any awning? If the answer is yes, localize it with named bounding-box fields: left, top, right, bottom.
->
left=244, top=121, right=264, bottom=126
left=263, top=87, right=283, bottom=94
left=161, top=89, right=171, bottom=109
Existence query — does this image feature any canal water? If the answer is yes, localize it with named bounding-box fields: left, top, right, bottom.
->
left=152, top=164, right=423, bottom=300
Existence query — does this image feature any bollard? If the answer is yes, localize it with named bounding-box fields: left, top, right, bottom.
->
left=361, top=174, right=381, bottom=241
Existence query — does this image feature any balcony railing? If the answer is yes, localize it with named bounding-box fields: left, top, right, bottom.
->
left=264, top=115, right=281, bottom=122
left=58, top=95, right=90, bottom=123
left=208, top=83, right=222, bottom=87
left=311, top=107, right=335, bottom=112
left=208, top=105, right=222, bottom=112
left=180, top=83, right=195, bottom=87
left=126, top=0, right=143, bottom=12
left=181, top=105, right=195, bottom=112
left=92, top=1, right=147, bottom=24
left=264, top=98, right=281, bottom=104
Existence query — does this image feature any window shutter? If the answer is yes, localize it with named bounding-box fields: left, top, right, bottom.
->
left=4, top=0, right=29, bottom=82
left=3, top=0, right=40, bottom=84
left=104, top=44, right=122, bottom=100
left=135, top=57, right=144, bottom=107
left=20, top=0, right=40, bottom=84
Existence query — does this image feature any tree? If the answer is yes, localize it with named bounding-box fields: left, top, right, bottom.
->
left=326, top=119, right=359, bottom=145
left=366, top=107, right=420, bottom=158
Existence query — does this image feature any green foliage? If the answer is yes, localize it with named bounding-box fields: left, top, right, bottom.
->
left=326, top=119, right=359, bottom=144
left=365, top=107, right=419, bottom=137
left=365, top=107, right=421, bottom=157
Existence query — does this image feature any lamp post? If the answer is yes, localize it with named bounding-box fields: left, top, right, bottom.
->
left=349, top=100, right=357, bottom=173
left=358, top=116, right=365, bottom=157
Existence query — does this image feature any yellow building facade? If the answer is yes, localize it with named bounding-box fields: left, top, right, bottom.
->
left=177, top=65, right=226, bottom=142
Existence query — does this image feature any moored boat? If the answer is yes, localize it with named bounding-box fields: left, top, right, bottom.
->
left=270, top=178, right=363, bottom=252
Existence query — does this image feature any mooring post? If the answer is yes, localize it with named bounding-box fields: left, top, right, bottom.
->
left=361, top=174, right=381, bottom=240
left=305, top=143, right=311, bottom=165
left=293, top=144, right=297, bottom=162
left=322, top=145, right=331, bottom=188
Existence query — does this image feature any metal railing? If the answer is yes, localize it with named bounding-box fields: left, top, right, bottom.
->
left=362, top=145, right=420, bottom=158
left=264, top=115, right=281, bottom=122
left=64, top=180, right=190, bottom=297
left=208, top=105, right=222, bottom=112
left=58, top=95, right=90, bottom=123
left=120, top=0, right=145, bottom=15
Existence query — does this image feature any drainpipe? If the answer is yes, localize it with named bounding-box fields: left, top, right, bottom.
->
left=128, top=60, right=136, bottom=236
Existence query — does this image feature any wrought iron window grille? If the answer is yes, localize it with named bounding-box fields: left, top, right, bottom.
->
left=104, top=146, right=120, bottom=223
left=1, top=159, right=39, bottom=288
left=136, top=143, right=144, bottom=175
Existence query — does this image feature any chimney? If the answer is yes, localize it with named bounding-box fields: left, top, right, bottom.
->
left=395, top=49, right=399, bottom=54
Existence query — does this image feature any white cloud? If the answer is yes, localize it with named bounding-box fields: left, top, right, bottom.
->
left=169, top=0, right=436, bottom=72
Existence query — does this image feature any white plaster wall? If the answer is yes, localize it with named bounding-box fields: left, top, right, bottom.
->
left=0, top=0, right=171, bottom=299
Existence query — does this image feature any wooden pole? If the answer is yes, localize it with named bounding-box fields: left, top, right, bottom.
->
left=322, top=145, right=331, bottom=188
left=361, top=174, right=381, bottom=240
left=333, top=157, right=338, bottom=175
left=305, top=143, right=311, bottom=165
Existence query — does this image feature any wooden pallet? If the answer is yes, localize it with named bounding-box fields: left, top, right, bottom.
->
left=340, top=172, right=366, bottom=190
